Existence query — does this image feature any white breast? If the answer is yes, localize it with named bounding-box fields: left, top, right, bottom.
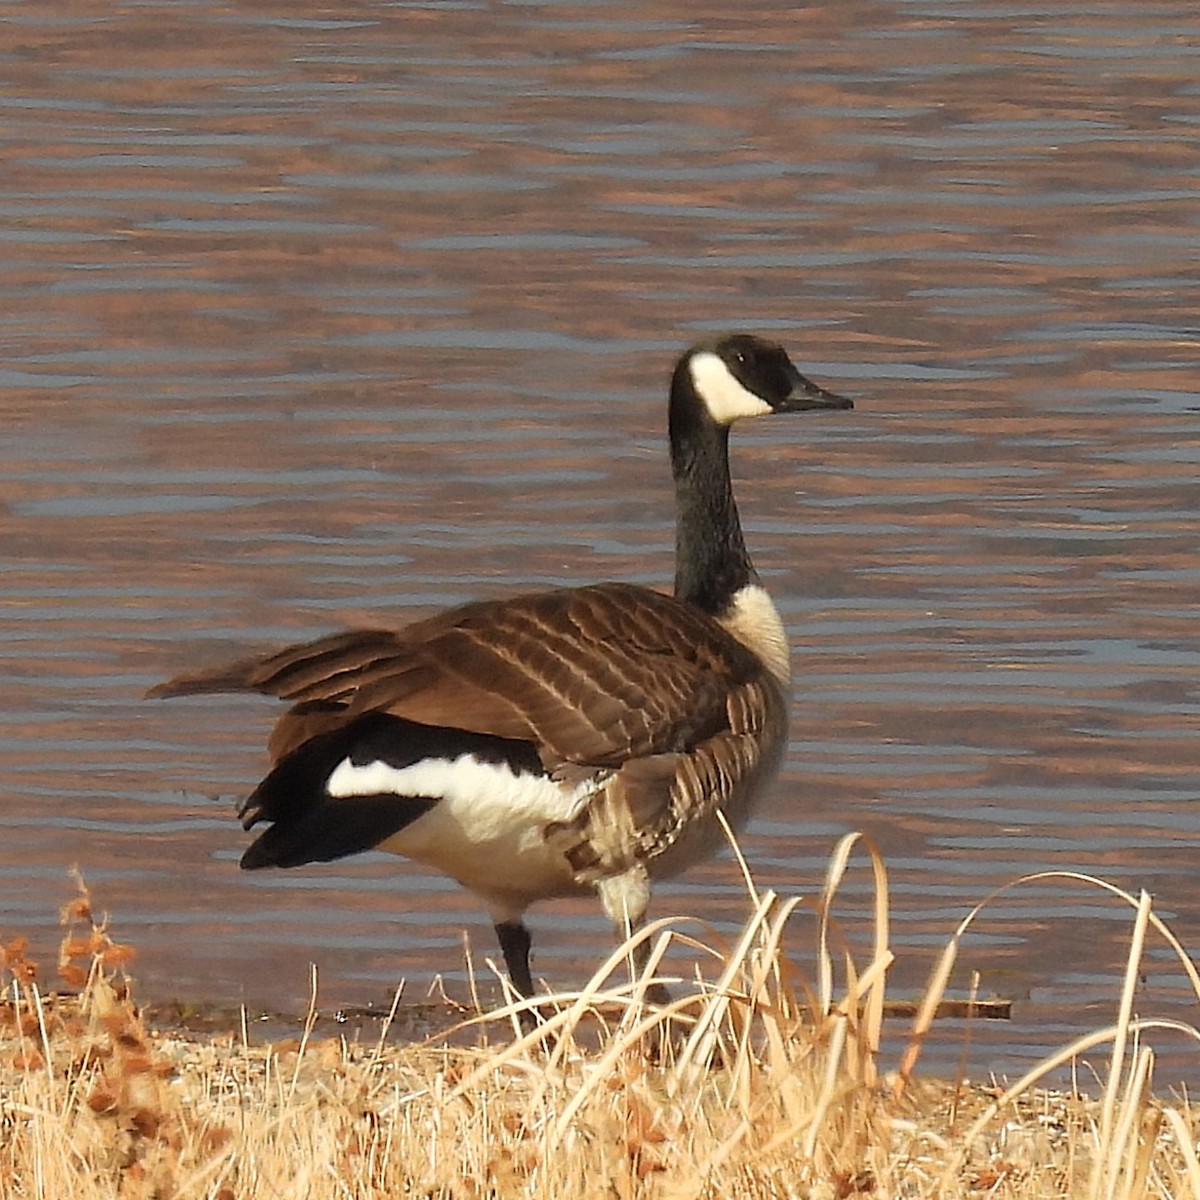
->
left=718, top=583, right=792, bottom=686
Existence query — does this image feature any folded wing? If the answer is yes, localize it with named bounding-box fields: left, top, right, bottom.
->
left=148, top=582, right=765, bottom=777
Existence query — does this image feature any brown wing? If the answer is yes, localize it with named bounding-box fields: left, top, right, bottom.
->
left=149, top=582, right=763, bottom=771
left=544, top=673, right=790, bottom=881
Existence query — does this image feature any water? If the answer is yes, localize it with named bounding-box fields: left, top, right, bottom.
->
left=1, top=0, right=1198, bottom=1083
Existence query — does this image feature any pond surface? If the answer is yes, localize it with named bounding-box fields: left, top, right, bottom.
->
left=1, top=0, right=1198, bottom=1082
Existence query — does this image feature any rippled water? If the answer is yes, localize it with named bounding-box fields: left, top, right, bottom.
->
left=2, top=0, right=1199, bottom=1081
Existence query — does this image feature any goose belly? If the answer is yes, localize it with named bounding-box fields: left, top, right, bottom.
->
left=330, top=755, right=593, bottom=902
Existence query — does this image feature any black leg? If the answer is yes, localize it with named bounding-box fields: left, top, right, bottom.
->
left=628, top=937, right=673, bottom=1009
left=494, top=919, right=534, bottom=1000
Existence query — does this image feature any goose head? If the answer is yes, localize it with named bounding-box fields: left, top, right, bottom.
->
left=667, top=333, right=853, bottom=620
left=672, top=333, right=853, bottom=429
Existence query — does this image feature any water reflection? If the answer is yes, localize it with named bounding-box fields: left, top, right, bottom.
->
left=1, top=0, right=1198, bottom=1081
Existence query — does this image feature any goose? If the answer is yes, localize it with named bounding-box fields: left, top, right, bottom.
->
left=149, top=334, right=852, bottom=1008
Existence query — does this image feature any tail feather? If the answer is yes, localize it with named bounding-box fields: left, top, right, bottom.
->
left=145, top=629, right=401, bottom=701
left=145, top=654, right=265, bottom=699
left=241, top=793, right=436, bottom=869
left=234, top=711, right=544, bottom=871
left=237, top=713, right=441, bottom=869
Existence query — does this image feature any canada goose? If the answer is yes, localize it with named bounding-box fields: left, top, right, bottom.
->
left=149, top=334, right=852, bottom=1008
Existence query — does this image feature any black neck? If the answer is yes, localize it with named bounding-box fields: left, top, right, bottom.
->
left=669, top=364, right=756, bottom=615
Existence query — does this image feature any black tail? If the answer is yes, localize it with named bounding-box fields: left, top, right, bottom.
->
left=238, top=714, right=438, bottom=870
left=236, top=712, right=543, bottom=871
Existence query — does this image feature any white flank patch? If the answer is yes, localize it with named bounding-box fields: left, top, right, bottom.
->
left=719, top=584, right=792, bottom=685
left=326, top=754, right=598, bottom=908
left=689, top=351, right=772, bottom=424
left=326, top=755, right=584, bottom=813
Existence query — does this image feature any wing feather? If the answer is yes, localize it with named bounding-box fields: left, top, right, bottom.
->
left=149, top=583, right=765, bottom=772
left=544, top=675, right=789, bottom=882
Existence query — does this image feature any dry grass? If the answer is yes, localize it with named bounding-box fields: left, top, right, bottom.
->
left=2, top=836, right=1199, bottom=1199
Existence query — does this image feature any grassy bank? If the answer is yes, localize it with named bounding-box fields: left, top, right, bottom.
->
left=2, top=837, right=1199, bottom=1199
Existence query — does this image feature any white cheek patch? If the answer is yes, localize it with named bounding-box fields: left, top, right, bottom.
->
left=689, top=351, right=772, bottom=424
